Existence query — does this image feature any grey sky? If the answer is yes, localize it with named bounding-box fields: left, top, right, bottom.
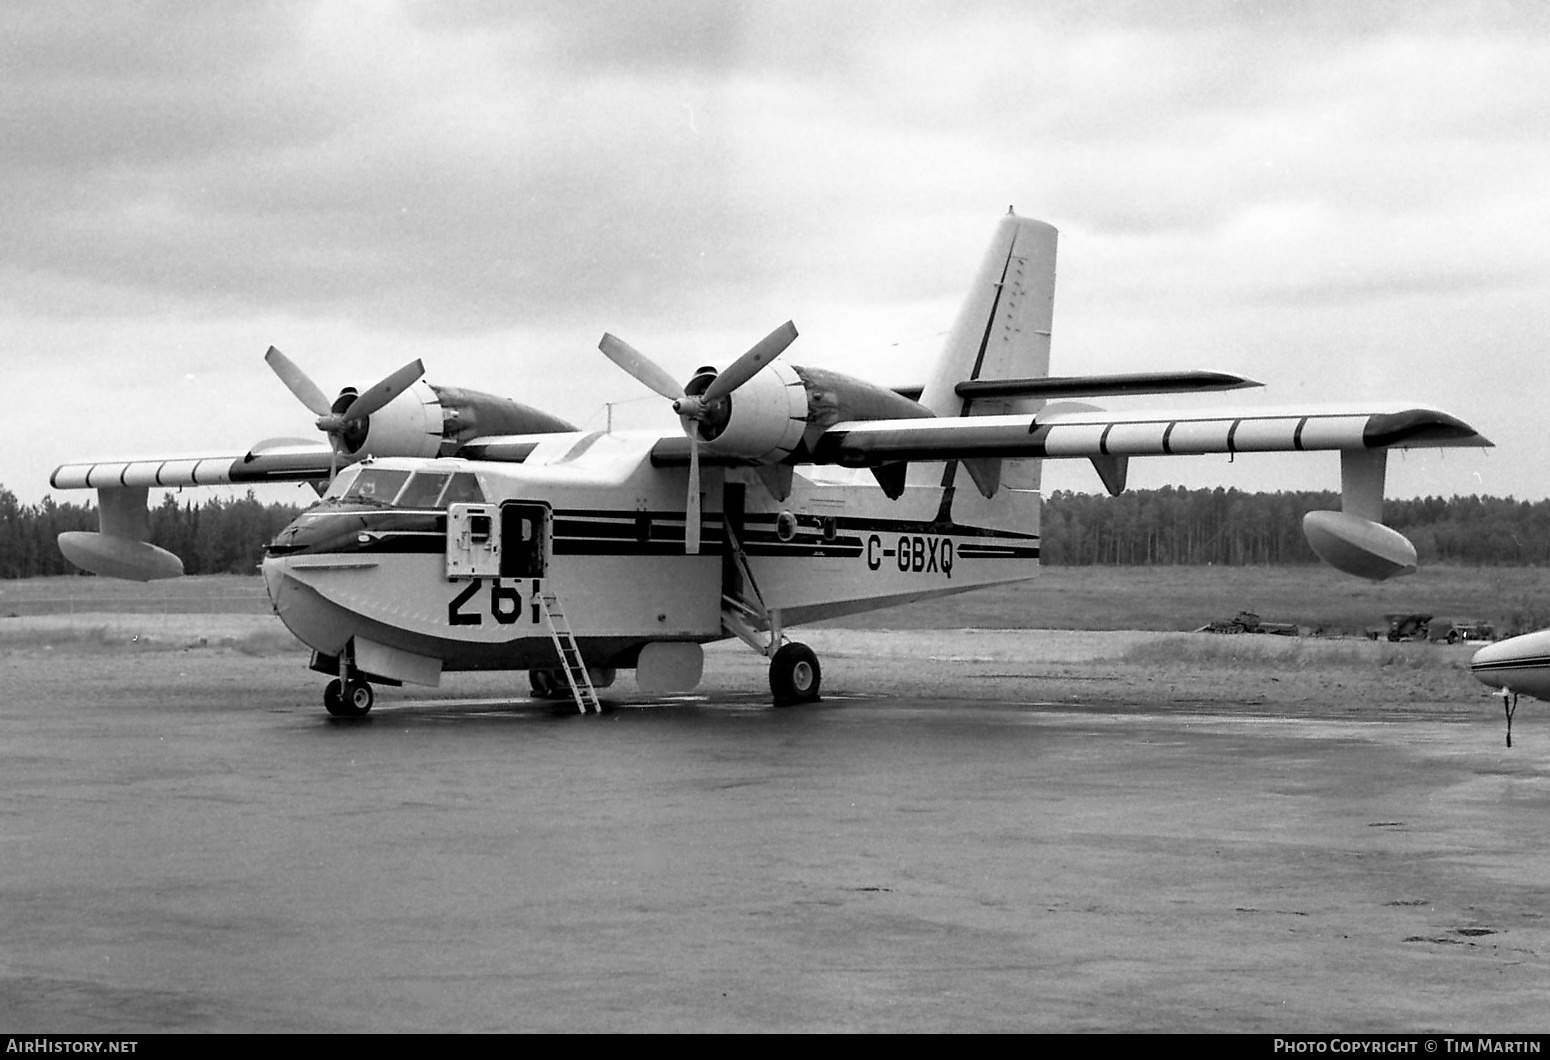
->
left=4, top=0, right=1543, bottom=504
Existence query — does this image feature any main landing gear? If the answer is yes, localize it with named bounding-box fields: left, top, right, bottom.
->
left=529, top=668, right=565, bottom=700
left=721, top=514, right=822, bottom=707
left=769, top=642, right=822, bottom=706
left=324, top=677, right=374, bottom=718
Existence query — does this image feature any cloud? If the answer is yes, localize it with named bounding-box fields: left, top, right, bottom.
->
left=2, top=1, right=1542, bottom=504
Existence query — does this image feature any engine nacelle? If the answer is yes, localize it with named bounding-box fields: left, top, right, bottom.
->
left=431, top=384, right=578, bottom=452
left=348, top=380, right=445, bottom=461
left=1302, top=510, right=1417, bottom=581
left=693, top=362, right=809, bottom=463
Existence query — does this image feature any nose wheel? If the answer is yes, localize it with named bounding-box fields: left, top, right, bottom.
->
left=324, top=678, right=374, bottom=717
left=770, top=642, right=821, bottom=705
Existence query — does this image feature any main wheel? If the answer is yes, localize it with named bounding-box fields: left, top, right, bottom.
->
left=529, top=669, right=561, bottom=699
left=339, top=679, right=374, bottom=717
left=770, top=642, right=822, bottom=705
left=323, top=679, right=347, bottom=717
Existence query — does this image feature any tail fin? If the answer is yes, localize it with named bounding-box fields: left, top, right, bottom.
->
left=916, top=213, right=1058, bottom=417
left=911, top=213, right=1058, bottom=500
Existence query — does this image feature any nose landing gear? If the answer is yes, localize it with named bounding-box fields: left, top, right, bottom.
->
left=319, top=678, right=370, bottom=719
left=324, top=677, right=375, bottom=717
left=320, top=644, right=374, bottom=717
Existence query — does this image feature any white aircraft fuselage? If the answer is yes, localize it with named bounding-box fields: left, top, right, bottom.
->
left=260, top=432, right=1040, bottom=689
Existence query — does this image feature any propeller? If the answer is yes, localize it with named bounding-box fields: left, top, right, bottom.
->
left=599, top=321, right=799, bottom=554
left=264, top=346, right=426, bottom=477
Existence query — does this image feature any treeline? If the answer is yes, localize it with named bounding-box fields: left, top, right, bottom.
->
left=1040, top=487, right=1550, bottom=567
left=0, top=487, right=302, bottom=579
left=5, top=483, right=1550, bottom=578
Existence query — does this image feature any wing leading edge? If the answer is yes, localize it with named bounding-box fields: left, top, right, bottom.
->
left=50, top=441, right=336, bottom=491
left=806, top=403, right=1488, bottom=467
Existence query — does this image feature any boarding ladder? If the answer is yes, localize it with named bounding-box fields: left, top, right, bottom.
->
left=538, top=591, right=600, bottom=714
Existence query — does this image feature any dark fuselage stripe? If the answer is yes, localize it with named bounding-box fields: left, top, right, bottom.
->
left=1471, top=657, right=1550, bottom=673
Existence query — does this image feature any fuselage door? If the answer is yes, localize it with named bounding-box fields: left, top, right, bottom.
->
left=447, top=503, right=501, bottom=578
left=500, top=502, right=550, bottom=579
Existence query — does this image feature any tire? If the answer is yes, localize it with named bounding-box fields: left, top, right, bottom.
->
left=323, top=679, right=347, bottom=717
left=770, top=642, right=821, bottom=705
left=340, top=679, right=374, bottom=717
left=529, top=669, right=560, bottom=699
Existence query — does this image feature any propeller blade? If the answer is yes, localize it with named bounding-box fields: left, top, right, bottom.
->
left=265, top=346, right=333, bottom=417
left=700, top=321, right=798, bottom=405
left=339, top=359, right=425, bottom=423
left=685, top=437, right=701, bottom=555
left=598, top=333, right=684, bottom=401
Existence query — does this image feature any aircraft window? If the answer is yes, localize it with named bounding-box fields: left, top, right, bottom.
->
left=345, top=468, right=412, bottom=504
left=323, top=467, right=361, bottom=500
left=440, top=472, right=485, bottom=507
left=397, top=472, right=449, bottom=509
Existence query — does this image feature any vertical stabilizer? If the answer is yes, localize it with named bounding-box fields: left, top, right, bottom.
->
left=909, top=213, right=1058, bottom=501
left=917, top=214, right=1058, bottom=417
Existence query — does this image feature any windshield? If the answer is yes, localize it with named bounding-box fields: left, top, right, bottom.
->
left=343, top=468, right=411, bottom=505
left=322, top=467, right=486, bottom=509
left=321, top=466, right=361, bottom=501
left=397, top=471, right=449, bottom=508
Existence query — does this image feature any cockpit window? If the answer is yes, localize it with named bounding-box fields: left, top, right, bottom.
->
left=344, top=468, right=412, bottom=504
left=322, top=466, right=361, bottom=501
left=396, top=471, right=449, bottom=509
left=440, top=472, right=485, bottom=506
left=323, top=467, right=484, bottom=508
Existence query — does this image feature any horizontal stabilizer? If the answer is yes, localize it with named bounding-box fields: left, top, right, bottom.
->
left=954, top=371, right=1260, bottom=400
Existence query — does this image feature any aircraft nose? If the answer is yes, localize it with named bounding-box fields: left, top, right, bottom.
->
left=1468, top=629, right=1550, bottom=699
left=1470, top=642, right=1504, bottom=690
left=261, top=555, right=288, bottom=612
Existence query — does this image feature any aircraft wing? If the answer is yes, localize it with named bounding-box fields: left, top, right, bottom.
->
left=806, top=402, right=1489, bottom=466
left=50, top=440, right=336, bottom=490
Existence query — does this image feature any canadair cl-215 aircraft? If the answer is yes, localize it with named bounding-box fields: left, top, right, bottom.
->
left=51, top=212, right=1491, bottom=716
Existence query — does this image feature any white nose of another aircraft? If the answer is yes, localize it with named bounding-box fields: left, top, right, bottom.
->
left=1470, top=629, right=1550, bottom=700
